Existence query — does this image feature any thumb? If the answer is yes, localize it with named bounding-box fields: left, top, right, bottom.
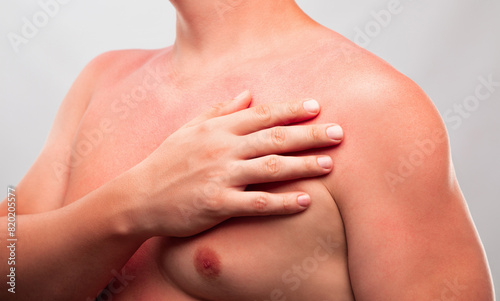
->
left=182, top=90, right=252, bottom=128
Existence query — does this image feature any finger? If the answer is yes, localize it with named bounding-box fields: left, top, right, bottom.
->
left=222, top=191, right=312, bottom=217
left=236, top=124, right=344, bottom=159
left=182, top=90, right=252, bottom=128
left=220, top=99, right=322, bottom=135
left=229, top=155, right=333, bottom=186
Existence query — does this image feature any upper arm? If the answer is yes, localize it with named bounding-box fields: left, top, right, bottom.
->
left=327, top=71, right=494, bottom=300
left=0, top=52, right=115, bottom=215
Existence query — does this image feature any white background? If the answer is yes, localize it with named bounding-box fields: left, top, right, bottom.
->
left=1, top=0, right=499, bottom=295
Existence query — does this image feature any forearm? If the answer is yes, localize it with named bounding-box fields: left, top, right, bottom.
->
left=0, top=170, right=148, bottom=301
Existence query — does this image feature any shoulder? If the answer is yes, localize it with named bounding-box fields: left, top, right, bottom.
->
left=305, top=30, right=440, bottom=128
left=52, top=48, right=164, bottom=119
left=313, top=33, right=452, bottom=198
left=83, top=48, right=165, bottom=91
left=314, top=34, right=494, bottom=301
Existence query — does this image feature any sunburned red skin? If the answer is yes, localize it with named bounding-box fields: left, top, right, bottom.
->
left=194, top=247, right=221, bottom=280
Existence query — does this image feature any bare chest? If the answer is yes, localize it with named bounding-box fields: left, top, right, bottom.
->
left=62, top=55, right=337, bottom=203
left=63, top=59, right=352, bottom=300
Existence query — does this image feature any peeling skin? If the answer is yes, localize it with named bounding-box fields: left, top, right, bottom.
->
left=194, top=247, right=221, bottom=280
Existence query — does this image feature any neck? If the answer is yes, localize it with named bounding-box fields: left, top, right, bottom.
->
left=169, top=0, right=316, bottom=72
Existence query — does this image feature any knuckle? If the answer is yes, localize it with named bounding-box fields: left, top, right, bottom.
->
left=265, top=155, right=281, bottom=175
left=238, top=138, right=257, bottom=158
left=286, top=101, right=300, bottom=116
left=253, top=194, right=268, bottom=211
left=202, top=103, right=226, bottom=121
left=202, top=180, right=223, bottom=203
left=203, top=195, right=224, bottom=212
left=201, top=141, right=230, bottom=161
left=227, top=161, right=243, bottom=176
left=211, top=102, right=226, bottom=114
left=282, top=195, right=291, bottom=212
left=303, top=157, right=316, bottom=171
left=307, top=126, right=321, bottom=141
left=196, top=120, right=215, bottom=134
left=254, top=104, right=272, bottom=121
left=270, top=127, right=286, bottom=147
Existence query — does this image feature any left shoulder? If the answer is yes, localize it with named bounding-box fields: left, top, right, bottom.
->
left=312, top=31, right=443, bottom=134
left=345, top=53, right=447, bottom=148
left=316, top=38, right=453, bottom=197
left=311, top=30, right=494, bottom=301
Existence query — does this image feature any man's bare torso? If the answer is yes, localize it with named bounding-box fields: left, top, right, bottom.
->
left=62, top=31, right=370, bottom=300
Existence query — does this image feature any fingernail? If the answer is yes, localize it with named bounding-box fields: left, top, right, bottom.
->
left=303, top=99, right=320, bottom=114
left=297, top=194, right=311, bottom=207
left=327, top=125, right=343, bottom=141
left=317, top=156, right=333, bottom=169
left=234, top=90, right=250, bottom=101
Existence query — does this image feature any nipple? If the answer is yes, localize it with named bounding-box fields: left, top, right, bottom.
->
left=194, top=247, right=221, bottom=280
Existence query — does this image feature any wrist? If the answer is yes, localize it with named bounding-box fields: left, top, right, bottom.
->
left=98, top=166, right=154, bottom=242
left=118, top=161, right=171, bottom=239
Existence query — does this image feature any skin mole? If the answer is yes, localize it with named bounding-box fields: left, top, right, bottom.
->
left=194, top=247, right=221, bottom=280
